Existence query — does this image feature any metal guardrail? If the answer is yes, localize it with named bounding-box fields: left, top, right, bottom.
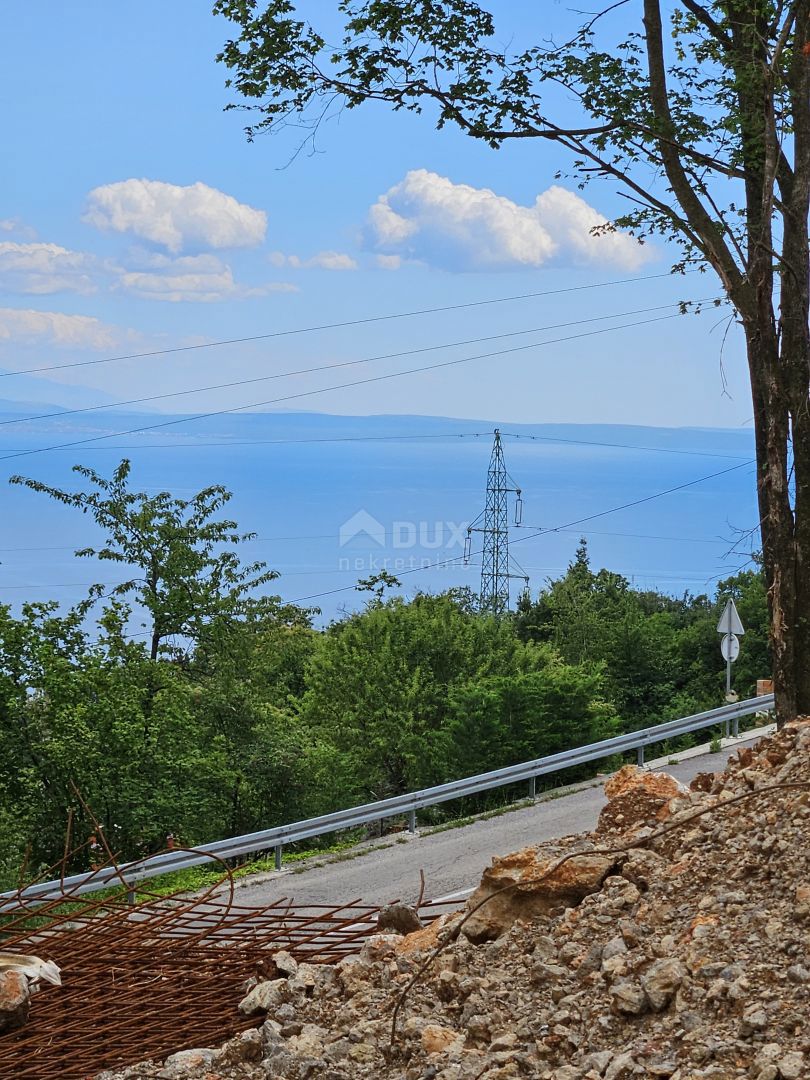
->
left=0, top=693, right=774, bottom=910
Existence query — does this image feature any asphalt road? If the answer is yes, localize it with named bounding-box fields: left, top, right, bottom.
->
left=230, top=735, right=765, bottom=913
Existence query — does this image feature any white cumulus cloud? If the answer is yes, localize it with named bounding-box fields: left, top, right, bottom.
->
left=375, top=254, right=403, bottom=271
left=116, top=253, right=296, bottom=302
left=0, top=219, right=38, bottom=240
left=270, top=250, right=358, bottom=271
left=0, top=241, right=96, bottom=294
left=367, top=170, right=650, bottom=271
left=84, top=179, right=268, bottom=253
left=0, top=308, right=119, bottom=349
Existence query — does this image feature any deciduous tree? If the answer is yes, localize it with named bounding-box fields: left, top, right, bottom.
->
left=11, top=460, right=276, bottom=660
left=215, top=0, right=810, bottom=723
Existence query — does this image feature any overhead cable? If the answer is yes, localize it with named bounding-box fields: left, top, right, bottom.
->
left=0, top=312, right=687, bottom=464
left=0, top=300, right=720, bottom=430
left=287, top=460, right=754, bottom=604
left=0, top=269, right=700, bottom=380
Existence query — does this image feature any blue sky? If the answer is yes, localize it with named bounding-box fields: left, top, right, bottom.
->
left=0, top=3, right=765, bottom=617
left=0, top=2, right=754, bottom=431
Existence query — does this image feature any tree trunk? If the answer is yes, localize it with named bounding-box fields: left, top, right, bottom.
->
left=745, top=314, right=810, bottom=727
left=792, top=401, right=810, bottom=716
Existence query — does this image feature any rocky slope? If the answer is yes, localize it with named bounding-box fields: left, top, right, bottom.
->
left=98, top=720, right=810, bottom=1080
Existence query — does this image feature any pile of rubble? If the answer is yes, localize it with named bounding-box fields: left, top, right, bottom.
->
left=0, top=953, right=62, bottom=1036
left=98, top=720, right=809, bottom=1080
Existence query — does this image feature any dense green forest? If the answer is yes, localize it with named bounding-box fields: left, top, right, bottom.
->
left=0, top=464, right=770, bottom=889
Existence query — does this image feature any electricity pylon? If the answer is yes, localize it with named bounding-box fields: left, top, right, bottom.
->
left=464, top=430, right=528, bottom=614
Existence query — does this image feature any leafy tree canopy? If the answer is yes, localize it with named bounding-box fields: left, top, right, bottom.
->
left=11, top=460, right=277, bottom=660
left=214, top=0, right=810, bottom=723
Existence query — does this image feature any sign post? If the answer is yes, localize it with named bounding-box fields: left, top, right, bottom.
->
left=717, top=598, right=745, bottom=735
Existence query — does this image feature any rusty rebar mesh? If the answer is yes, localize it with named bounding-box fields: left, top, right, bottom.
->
left=0, top=846, right=454, bottom=1079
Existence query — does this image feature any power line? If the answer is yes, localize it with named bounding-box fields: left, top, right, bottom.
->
left=0, top=431, right=494, bottom=454
left=0, top=312, right=687, bottom=465
left=0, top=300, right=716, bottom=430
left=0, top=524, right=734, bottom=557
left=501, top=430, right=749, bottom=462
left=4, top=508, right=746, bottom=602
left=547, top=526, right=732, bottom=546
left=0, top=562, right=731, bottom=592
left=0, top=270, right=699, bottom=380
left=511, top=460, right=754, bottom=543
left=0, top=428, right=748, bottom=461
left=286, top=460, right=755, bottom=604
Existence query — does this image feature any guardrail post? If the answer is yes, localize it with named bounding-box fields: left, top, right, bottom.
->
left=0, top=694, right=774, bottom=909
left=732, top=715, right=739, bottom=738
left=724, top=717, right=730, bottom=739
left=408, top=810, right=417, bottom=833
left=528, top=776, right=536, bottom=800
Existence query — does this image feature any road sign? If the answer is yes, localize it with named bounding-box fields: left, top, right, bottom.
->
left=718, top=599, right=744, bottom=703
left=717, top=599, right=745, bottom=636
left=720, top=633, right=740, bottom=662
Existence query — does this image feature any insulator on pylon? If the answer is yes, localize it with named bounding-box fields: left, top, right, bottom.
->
left=463, top=534, right=472, bottom=564
left=514, top=494, right=523, bottom=525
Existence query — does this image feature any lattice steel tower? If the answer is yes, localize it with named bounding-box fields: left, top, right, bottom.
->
left=464, top=430, right=528, bottom=614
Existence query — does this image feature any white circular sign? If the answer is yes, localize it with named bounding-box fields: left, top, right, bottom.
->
left=720, top=633, right=740, bottom=662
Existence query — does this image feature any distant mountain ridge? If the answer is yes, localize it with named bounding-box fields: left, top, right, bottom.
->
left=0, top=410, right=758, bottom=620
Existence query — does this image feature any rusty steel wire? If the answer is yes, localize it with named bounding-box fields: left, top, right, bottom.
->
left=0, top=840, right=454, bottom=1079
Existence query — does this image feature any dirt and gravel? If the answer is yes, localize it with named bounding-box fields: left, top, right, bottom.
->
left=88, top=718, right=810, bottom=1079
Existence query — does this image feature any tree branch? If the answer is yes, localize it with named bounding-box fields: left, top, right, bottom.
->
left=643, top=0, right=745, bottom=298
left=680, top=0, right=733, bottom=50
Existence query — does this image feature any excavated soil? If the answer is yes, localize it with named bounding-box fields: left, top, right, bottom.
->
left=96, top=719, right=810, bottom=1080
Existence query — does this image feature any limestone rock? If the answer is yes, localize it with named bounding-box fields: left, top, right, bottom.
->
left=157, top=1048, right=216, bottom=1077
left=794, top=883, right=810, bottom=919
left=360, top=933, right=401, bottom=962
left=778, top=1051, right=805, bottom=1079
left=287, top=1023, right=329, bottom=1059
left=271, top=950, right=298, bottom=977
left=0, top=952, right=61, bottom=988
left=376, top=902, right=423, bottom=935
left=604, top=1052, right=636, bottom=1079
left=609, top=978, right=648, bottom=1016
left=598, top=765, right=689, bottom=834
left=87, top=713, right=810, bottom=1080
left=0, top=970, right=30, bottom=1033
left=462, top=847, right=619, bottom=942
left=689, top=771, right=717, bottom=793
left=395, top=912, right=462, bottom=955
left=213, top=1028, right=263, bottom=1065
left=421, top=1023, right=463, bottom=1056
left=641, top=958, right=686, bottom=1011
left=238, top=976, right=289, bottom=1015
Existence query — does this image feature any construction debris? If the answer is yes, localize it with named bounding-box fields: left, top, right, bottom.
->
left=0, top=952, right=61, bottom=1035
left=94, top=717, right=810, bottom=1080
left=460, top=847, right=620, bottom=944
left=0, top=950, right=62, bottom=988
left=597, top=764, right=690, bottom=834
left=0, top=970, right=30, bottom=1034
left=0, top=842, right=453, bottom=1078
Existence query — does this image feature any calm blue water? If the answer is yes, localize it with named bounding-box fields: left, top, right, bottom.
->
left=0, top=409, right=758, bottom=624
